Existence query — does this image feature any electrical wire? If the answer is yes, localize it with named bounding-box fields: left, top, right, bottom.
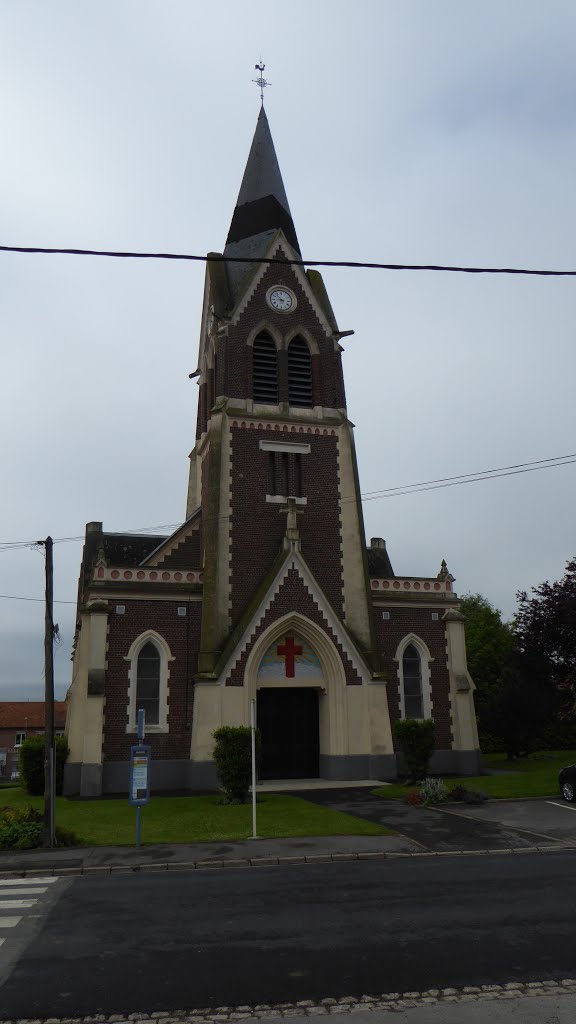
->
left=0, top=450, right=573, bottom=554
left=1, top=244, right=576, bottom=276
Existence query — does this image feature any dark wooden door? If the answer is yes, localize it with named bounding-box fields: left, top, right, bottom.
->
left=257, top=687, right=320, bottom=780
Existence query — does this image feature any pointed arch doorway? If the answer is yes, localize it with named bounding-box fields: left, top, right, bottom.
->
left=255, top=631, right=322, bottom=780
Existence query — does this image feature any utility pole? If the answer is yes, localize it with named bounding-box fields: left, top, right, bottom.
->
left=39, top=536, right=55, bottom=848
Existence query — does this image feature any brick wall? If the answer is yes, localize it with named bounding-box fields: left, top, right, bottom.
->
left=227, top=568, right=361, bottom=686
left=373, top=606, right=453, bottom=749
left=230, top=425, right=344, bottom=623
left=222, top=253, right=346, bottom=410
left=103, top=600, right=201, bottom=762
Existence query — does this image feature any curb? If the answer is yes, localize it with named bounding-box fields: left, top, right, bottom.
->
left=1, top=977, right=576, bottom=1023
left=1, top=843, right=575, bottom=879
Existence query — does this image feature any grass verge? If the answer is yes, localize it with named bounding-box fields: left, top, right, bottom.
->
left=0, top=788, right=394, bottom=846
left=374, top=750, right=575, bottom=801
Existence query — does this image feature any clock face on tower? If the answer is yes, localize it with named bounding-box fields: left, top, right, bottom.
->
left=267, top=286, right=296, bottom=312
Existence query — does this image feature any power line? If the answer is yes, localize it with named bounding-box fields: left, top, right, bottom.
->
left=0, top=594, right=75, bottom=604
left=0, top=451, right=573, bottom=554
left=1, top=244, right=576, bottom=277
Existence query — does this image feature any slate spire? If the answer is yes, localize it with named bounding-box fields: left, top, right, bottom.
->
left=224, top=107, right=300, bottom=291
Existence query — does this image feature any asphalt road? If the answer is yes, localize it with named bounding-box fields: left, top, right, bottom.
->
left=2, top=852, right=576, bottom=1019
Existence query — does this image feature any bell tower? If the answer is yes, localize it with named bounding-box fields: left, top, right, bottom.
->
left=187, top=107, right=380, bottom=678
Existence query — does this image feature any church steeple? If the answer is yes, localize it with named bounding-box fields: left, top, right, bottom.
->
left=224, top=107, right=300, bottom=280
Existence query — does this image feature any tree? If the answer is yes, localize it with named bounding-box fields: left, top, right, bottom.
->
left=459, top=593, right=514, bottom=731
left=460, top=592, right=557, bottom=759
left=514, top=557, right=576, bottom=710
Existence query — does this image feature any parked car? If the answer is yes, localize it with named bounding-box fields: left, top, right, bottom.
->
left=559, top=765, right=576, bottom=802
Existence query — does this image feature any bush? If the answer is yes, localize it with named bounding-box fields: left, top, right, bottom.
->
left=419, top=777, right=448, bottom=805
left=213, top=726, right=260, bottom=804
left=0, top=804, right=79, bottom=850
left=404, top=790, right=422, bottom=806
left=394, top=718, right=435, bottom=781
left=19, top=734, right=69, bottom=797
left=447, top=785, right=488, bottom=805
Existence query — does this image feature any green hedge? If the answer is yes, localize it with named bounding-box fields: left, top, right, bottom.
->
left=213, top=726, right=261, bottom=803
left=19, top=734, right=69, bottom=796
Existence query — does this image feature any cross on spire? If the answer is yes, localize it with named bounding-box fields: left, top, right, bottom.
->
left=253, top=61, right=270, bottom=105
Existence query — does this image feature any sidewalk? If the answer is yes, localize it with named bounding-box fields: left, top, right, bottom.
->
left=0, top=832, right=419, bottom=876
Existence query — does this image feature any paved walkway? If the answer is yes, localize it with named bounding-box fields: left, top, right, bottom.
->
left=298, top=787, right=574, bottom=851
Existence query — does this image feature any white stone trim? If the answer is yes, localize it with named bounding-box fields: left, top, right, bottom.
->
left=394, top=634, right=433, bottom=721
left=94, top=567, right=203, bottom=585
left=229, top=233, right=332, bottom=336
left=220, top=548, right=370, bottom=686
left=259, top=440, right=311, bottom=454
left=246, top=321, right=283, bottom=350
left=371, top=577, right=454, bottom=595
left=265, top=495, right=307, bottom=505
left=124, top=630, right=174, bottom=734
left=285, top=325, right=320, bottom=356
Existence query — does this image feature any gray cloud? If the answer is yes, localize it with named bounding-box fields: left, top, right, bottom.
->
left=1, top=0, right=575, bottom=695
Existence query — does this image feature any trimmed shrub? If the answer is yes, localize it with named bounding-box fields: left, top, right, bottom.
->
left=419, top=777, right=448, bottom=805
left=394, top=718, right=435, bottom=782
left=0, top=804, right=79, bottom=850
left=447, top=785, right=488, bottom=805
left=19, top=735, right=69, bottom=797
left=213, top=726, right=261, bottom=804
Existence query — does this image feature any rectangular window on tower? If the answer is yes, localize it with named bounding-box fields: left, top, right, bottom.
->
left=269, top=451, right=277, bottom=495
left=294, top=453, right=303, bottom=498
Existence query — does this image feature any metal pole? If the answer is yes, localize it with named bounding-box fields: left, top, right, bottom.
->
left=250, top=698, right=257, bottom=839
left=42, top=536, right=55, bottom=849
left=136, top=805, right=141, bottom=849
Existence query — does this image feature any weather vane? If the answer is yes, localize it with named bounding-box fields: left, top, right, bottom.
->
left=253, top=61, right=270, bottom=104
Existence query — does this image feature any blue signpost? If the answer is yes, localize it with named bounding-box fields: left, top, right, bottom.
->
left=129, top=709, right=151, bottom=848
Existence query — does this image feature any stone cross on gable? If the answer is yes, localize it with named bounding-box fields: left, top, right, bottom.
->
left=280, top=497, right=303, bottom=549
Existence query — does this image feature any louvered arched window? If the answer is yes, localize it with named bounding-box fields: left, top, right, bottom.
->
left=253, top=332, right=278, bottom=404
left=288, top=337, right=313, bottom=407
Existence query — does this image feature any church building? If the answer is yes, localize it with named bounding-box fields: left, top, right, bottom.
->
left=65, top=106, right=480, bottom=797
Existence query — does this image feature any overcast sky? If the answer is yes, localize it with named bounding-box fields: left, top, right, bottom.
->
left=1, top=1, right=575, bottom=701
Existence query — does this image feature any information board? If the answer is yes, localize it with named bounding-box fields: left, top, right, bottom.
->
left=129, top=744, right=151, bottom=806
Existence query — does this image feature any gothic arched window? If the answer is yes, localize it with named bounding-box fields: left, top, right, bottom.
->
left=253, top=332, right=278, bottom=404
left=288, top=337, right=313, bottom=407
left=136, top=641, right=161, bottom=725
left=402, top=643, right=424, bottom=719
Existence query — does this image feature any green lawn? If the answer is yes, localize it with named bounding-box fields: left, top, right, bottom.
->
left=374, top=750, right=575, bottom=801
left=0, top=788, right=393, bottom=847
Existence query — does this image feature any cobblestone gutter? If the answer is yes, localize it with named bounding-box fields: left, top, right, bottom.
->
left=3, top=979, right=576, bottom=1024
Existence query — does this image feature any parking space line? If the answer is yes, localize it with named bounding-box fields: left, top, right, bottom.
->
left=546, top=801, right=576, bottom=811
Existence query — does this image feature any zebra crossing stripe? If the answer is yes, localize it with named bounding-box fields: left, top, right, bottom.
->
left=0, top=887, right=48, bottom=896
left=0, top=900, right=37, bottom=909
left=0, top=917, right=22, bottom=928
left=0, top=877, right=58, bottom=885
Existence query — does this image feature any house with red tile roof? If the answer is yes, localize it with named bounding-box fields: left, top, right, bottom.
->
left=0, top=701, right=67, bottom=779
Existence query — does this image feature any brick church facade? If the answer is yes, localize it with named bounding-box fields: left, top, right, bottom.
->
left=65, top=107, right=480, bottom=796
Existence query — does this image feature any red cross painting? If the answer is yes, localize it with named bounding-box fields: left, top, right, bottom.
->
left=276, top=636, right=303, bottom=678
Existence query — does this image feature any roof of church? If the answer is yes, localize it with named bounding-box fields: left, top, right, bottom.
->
left=102, top=533, right=168, bottom=567
left=224, top=107, right=300, bottom=299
